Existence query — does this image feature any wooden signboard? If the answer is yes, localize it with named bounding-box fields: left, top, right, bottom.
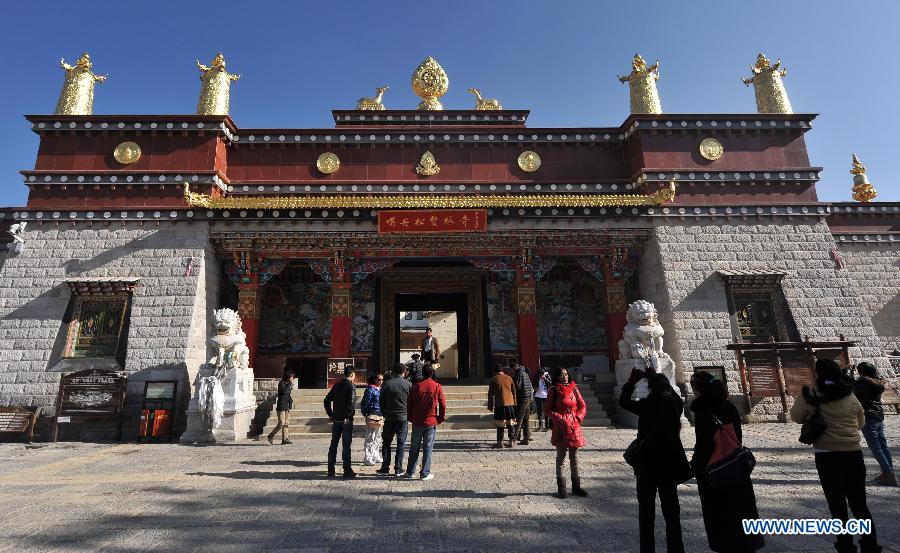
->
left=778, top=349, right=815, bottom=396
left=53, top=369, right=126, bottom=441
left=326, top=358, right=355, bottom=389
left=742, top=351, right=780, bottom=397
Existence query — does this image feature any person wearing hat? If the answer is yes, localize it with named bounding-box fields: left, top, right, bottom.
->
left=853, top=361, right=896, bottom=486
left=790, top=359, right=882, bottom=553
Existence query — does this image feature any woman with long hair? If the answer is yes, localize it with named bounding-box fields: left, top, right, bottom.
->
left=544, top=367, right=588, bottom=498
left=690, top=371, right=764, bottom=553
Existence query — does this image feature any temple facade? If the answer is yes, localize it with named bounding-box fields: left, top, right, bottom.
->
left=0, top=53, right=897, bottom=439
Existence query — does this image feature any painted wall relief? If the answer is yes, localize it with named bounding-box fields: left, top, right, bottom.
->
left=486, top=279, right=517, bottom=350
left=258, top=265, right=332, bottom=353
left=351, top=278, right=376, bottom=352
left=536, top=266, right=607, bottom=351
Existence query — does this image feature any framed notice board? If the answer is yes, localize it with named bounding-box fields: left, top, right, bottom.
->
left=138, top=381, right=179, bottom=443
left=53, top=369, right=127, bottom=442
left=326, top=358, right=355, bottom=388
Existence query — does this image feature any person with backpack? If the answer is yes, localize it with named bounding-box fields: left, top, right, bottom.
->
left=360, top=372, right=384, bottom=467
left=689, top=371, right=764, bottom=553
left=545, top=367, right=588, bottom=498
left=853, top=361, right=896, bottom=486
left=620, top=369, right=688, bottom=553
left=533, top=367, right=552, bottom=432
left=266, top=371, right=295, bottom=445
left=790, top=358, right=882, bottom=553
left=513, top=364, right=534, bottom=445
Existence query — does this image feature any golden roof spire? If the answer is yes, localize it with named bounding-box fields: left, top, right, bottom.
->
left=742, top=53, right=793, bottom=114
left=618, top=53, right=662, bottom=115
left=411, top=57, right=449, bottom=110
left=850, top=154, right=877, bottom=202
left=196, top=53, right=241, bottom=116
left=55, top=52, right=107, bottom=115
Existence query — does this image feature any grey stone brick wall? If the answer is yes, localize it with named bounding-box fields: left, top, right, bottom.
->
left=836, top=242, right=900, bottom=355
left=0, top=221, right=219, bottom=439
left=640, top=218, right=891, bottom=419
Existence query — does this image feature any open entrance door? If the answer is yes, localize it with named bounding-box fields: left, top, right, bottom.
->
left=397, top=293, right=469, bottom=379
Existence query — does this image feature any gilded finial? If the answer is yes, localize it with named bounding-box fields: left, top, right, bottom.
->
left=850, top=154, right=877, bottom=202
left=742, top=53, right=792, bottom=114
left=468, top=88, right=502, bottom=110
left=356, top=86, right=389, bottom=110
left=55, top=52, right=107, bottom=115
left=649, top=180, right=677, bottom=205
left=618, top=54, right=661, bottom=115
left=412, top=57, right=449, bottom=111
left=196, top=53, right=240, bottom=116
left=416, top=151, right=441, bottom=176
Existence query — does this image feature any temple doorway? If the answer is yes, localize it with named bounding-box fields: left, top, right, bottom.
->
left=397, top=293, right=468, bottom=379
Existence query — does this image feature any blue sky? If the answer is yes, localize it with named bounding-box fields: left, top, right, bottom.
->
left=1, top=0, right=897, bottom=204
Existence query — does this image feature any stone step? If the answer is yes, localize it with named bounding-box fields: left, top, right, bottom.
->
left=262, top=416, right=613, bottom=436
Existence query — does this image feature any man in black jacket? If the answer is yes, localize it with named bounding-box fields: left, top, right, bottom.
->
left=324, top=367, right=357, bottom=478
left=513, top=365, right=534, bottom=445
left=266, top=371, right=295, bottom=445
left=377, top=363, right=412, bottom=476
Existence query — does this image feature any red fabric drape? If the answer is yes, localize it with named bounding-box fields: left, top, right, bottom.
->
left=242, top=317, right=259, bottom=369
left=606, top=312, right=627, bottom=364
left=517, top=313, right=540, bottom=372
left=330, top=316, right=352, bottom=358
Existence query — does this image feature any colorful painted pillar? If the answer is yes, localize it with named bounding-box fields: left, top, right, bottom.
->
left=237, top=281, right=260, bottom=369
left=330, top=281, right=352, bottom=359
left=515, top=262, right=540, bottom=373
left=604, top=274, right=628, bottom=364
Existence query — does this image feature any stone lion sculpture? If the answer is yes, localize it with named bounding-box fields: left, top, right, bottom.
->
left=210, top=307, right=250, bottom=375
left=618, top=300, right=669, bottom=370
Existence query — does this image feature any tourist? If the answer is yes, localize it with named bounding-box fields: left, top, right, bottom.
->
left=619, top=369, right=687, bottom=553
left=266, top=371, right=295, bottom=445
left=407, top=353, right=424, bottom=383
left=534, top=367, right=552, bottom=431
left=323, top=367, right=357, bottom=479
left=513, top=364, right=534, bottom=444
left=853, top=361, right=896, bottom=486
left=545, top=367, right=588, bottom=498
left=421, top=326, right=440, bottom=365
left=689, top=371, right=764, bottom=553
left=404, top=364, right=446, bottom=480
left=487, top=365, right=518, bottom=448
left=361, top=372, right=384, bottom=467
left=378, top=363, right=411, bottom=476
left=791, top=359, right=883, bottom=553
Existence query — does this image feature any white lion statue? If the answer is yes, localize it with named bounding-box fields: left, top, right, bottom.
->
left=618, top=300, right=670, bottom=371
left=210, top=307, right=250, bottom=374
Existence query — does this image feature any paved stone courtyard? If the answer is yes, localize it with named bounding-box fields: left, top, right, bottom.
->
left=0, top=420, right=898, bottom=553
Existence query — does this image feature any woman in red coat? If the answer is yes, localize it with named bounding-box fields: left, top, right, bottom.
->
left=545, top=367, right=588, bottom=498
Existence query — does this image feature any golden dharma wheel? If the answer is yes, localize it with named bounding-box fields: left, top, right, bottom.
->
left=316, top=152, right=341, bottom=174
left=517, top=151, right=541, bottom=172
left=113, top=141, right=141, bottom=165
left=699, top=138, right=724, bottom=161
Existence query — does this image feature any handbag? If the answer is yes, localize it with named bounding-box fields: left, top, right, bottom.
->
left=799, top=389, right=828, bottom=445
left=366, top=414, right=384, bottom=430
left=706, top=416, right=756, bottom=489
left=624, top=438, right=645, bottom=467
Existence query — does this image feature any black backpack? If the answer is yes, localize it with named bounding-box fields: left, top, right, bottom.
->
left=799, top=387, right=828, bottom=445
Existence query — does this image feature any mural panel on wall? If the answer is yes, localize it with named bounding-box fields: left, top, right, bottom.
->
left=352, top=278, right=375, bottom=352
left=486, top=280, right=517, bottom=350
left=536, top=266, right=607, bottom=351
left=258, top=265, right=332, bottom=353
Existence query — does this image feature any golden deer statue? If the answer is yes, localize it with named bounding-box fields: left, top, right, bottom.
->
left=468, top=88, right=502, bottom=110
left=356, top=86, right=389, bottom=110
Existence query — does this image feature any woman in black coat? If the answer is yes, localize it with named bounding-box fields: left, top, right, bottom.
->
left=620, top=370, right=688, bottom=553
left=689, top=372, right=764, bottom=552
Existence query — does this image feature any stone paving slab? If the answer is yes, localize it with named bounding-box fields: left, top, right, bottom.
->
left=0, top=419, right=898, bottom=553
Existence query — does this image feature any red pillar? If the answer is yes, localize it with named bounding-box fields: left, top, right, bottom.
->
left=515, top=282, right=540, bottom=373
left=237, top=282, right=260, bottom=369
left=604, top=277, right=628, bottom=364
left=329, top=282, right=352, bottom=359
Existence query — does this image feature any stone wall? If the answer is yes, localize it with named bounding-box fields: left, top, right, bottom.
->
left=641, top=218, right=890, bottom=419
left=0, top=221, right=218, bottom=440
left=836, top=242, right=900, bottom=356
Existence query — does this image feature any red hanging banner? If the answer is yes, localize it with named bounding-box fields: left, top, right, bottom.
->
left=378, top=209, right=487, bottom=233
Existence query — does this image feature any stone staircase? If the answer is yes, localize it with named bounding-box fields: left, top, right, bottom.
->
left=261, top=383, right=611, bottom=438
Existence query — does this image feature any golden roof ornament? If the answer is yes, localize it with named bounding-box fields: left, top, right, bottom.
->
left=412, top=57, right=449, bottom=110
left=618, top=54, right=661, bottom=115
left=196, top=53, right=241, bottom=116
left=55, top=53, right=107, bottom=115
left=356, top=86, right=389, bottom=110
left=850, top=154, right=877, bottom=202
left=517, top=151, right=541, bottom=172
left=416, top=151, right=441, bottom=176
left=742, top=53, right=793, bottom=114
left=468, top=88, right=502, bottom=110
left=316, top=152, right=341, bottom=174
